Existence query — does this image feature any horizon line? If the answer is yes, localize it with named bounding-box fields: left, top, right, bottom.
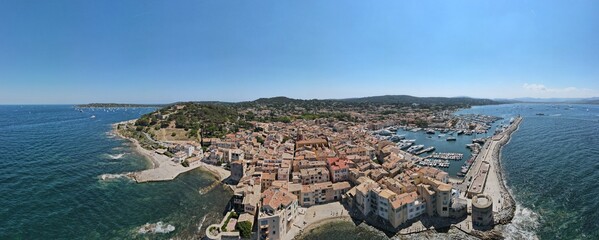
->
left=1, top=95, right=598, bottom=105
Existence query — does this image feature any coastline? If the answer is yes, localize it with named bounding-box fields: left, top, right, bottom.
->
left=295, top=217, right=353, bottom=237
left=111, top=119, right=165, bottom=169
left=387, top=116, right=524, bottom=239
left=491, top=117, right=522, bottom=224
left=460, top=116, right=522, bottom=238
left=288, top=202, right=353, bottom=240
left=110, top=116, right=523, bottom=239
left=291, top=117, right=524, bottom=240
left=110, top=120, right=230, bottom=183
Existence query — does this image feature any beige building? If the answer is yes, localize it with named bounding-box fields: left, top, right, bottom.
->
left=228, top=149, right=244, bottom=162
left=352, top=178, right=378, bottom=216
left=350, top=179, right=424, bottom=228
left=326, top=157, right=350, bottom=183
left=416, top=177, right=452, bottom=217
left=295, top=138, right=328, bottom=149
left=260, top=172, right=276, bottom=191
left=258, top=188, right=299, bottom=240
left=299, top=167, right=330, bottom=185
left=299, top=181, right=351, bottom=207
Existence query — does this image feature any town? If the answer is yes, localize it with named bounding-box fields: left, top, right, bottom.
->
left=114, top=98, right=520, bottom=240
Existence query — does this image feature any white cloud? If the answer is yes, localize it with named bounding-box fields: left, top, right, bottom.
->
left=521, top=83, right=597, bottom=98
left=522, top=83, right=548, bottom=91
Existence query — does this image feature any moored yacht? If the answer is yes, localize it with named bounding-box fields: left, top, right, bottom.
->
left=407, top=144, right=424, bottom=153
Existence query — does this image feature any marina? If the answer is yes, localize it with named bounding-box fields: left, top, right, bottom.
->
left=406, top=144, right=424, bottom=153
left=427, top=152, right=464, bottom=160
left=417, top=158, right=450, bottom=168
left=391, top=113, right=505, bottom=177
left=414, top=146, right=435, bottom=155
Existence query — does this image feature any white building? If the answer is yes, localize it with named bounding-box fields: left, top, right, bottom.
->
left=185, top=145, right=195, bottom=157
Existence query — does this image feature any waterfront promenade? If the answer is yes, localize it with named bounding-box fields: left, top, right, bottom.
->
left=460, top=116, right=522, bottom=225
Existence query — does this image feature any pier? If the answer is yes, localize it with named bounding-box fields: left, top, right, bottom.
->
left=427, top=152, right=464, bottom=160
left=459, top=116, right=522, bottom=225
left=133, top=160, right=204, bottom=183
left=414, top=146, right=435, bottom=155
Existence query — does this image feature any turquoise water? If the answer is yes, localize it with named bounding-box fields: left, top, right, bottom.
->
left=0, top=105, right=232, bottom=239
left=299, top=104, right=599, bottom=239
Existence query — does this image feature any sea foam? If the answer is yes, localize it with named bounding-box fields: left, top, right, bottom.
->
left=137, top=221, right=175, bottom=234
left=107, top=153, right=126, bottom=159
left=504, top=204, right=540, bottom=240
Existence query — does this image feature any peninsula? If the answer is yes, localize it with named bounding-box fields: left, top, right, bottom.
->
left=109, top=95, right=520, bottom=239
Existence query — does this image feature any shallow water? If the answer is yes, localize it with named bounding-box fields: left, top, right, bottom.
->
left=0, top=105, right=232, bottom=239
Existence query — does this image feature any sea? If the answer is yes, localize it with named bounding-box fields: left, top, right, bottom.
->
left=1, top=104, right=598, bottom=240
left=299, top=103, right=599, bottom=240
left=0, top=105, right=233, bottom=239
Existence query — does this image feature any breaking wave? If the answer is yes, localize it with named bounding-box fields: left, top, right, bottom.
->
left=137, top=221, right=175, bottom=234
left=106, top=153, right=126, bottom=159
left=503, top=204, right=540, bottom=240
left=197, top=215, right=207, bottom=232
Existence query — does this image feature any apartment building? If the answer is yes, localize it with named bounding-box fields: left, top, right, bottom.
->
left=299, top=181, right=351, bottom=207
left=258, top=188, right=298, bottom=240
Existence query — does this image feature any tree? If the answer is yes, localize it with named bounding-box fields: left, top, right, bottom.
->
left=236, top=221, right=252, bottom=238
left=415, top=118, right=429, bottom=128
left=135, top=117, right=150, bottom=126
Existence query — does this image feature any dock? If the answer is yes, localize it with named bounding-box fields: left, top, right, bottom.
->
left=414, top=146, right=435, bottom=155
left=427, top=152, right=463, bottom=160
left=133, top=160, right=204, bottom=183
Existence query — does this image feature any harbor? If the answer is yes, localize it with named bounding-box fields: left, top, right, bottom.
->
left=382, top=115, right=506, bottom=178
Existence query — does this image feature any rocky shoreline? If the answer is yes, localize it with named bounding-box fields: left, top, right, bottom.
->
left=468, top=116, right=522, bottom=239
left=491, top=117, right=522, bottom=224
left=108, top=120, right=230, bottom=183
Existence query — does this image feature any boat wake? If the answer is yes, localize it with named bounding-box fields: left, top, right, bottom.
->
left=138, top=221, right=176, bottom=234
left=107, top=153, right=126, bottom=159
left=503, top=204, right=540, bottom=240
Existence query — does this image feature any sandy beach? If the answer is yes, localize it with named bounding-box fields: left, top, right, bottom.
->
left=111, top=120, right=230, bottom=183
left=197, top=162, right=231, bottom=182
left=287, top=202, right=353, bottom=240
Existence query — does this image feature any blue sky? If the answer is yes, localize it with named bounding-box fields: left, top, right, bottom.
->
left=1, top=0, right=598, bottom=104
